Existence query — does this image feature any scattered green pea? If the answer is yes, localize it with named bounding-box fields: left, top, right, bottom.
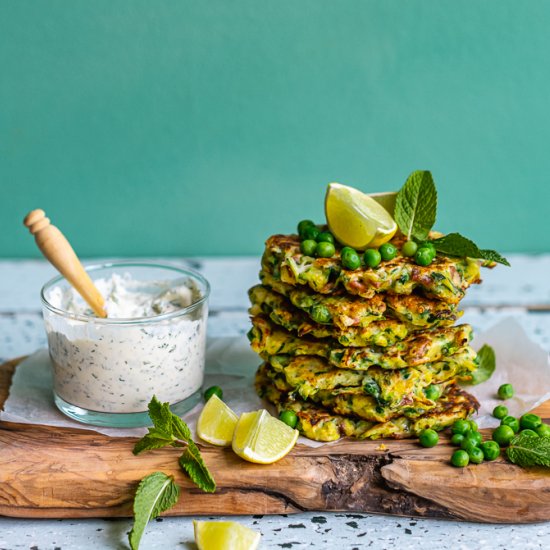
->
left=492, top=405, right=508, bottom=420
left=341, top=247, right=361, bottom=270
left=316, top=231, right=334, bottom=244
left=316, top=241, right=336, bottom=258
left=302, top=225, right=320, bottom=241
left=300, top=239, right=317, bottom=256
left=469, top=420, right=479, bottom=432
left=418, top=241, right=436, bottom=254
left=419, top=429, right=439, bottom=448
left=480, top=440, right=500, bottom=461
left=451, top=433, right=465, bottom=446
left=451, top=449, right=470, bottom=467
left=414, top=246, right=435, bottom=266
left=401, top=240, right=418, bottom=257
left=379, top=242, right=398, bottom=261
left=492, top=425, right=515, bottom=446
left=468, top=446, right=485, bottom=465
left=535, top=423, right=550, bottom=437
left=501, top=415, right=520, bottom=434
left=520, top=429, right=539, bottom=438
left=461, top=431, right=482, bottom=452
left=203, top=385, right=223, bottom=401
left=279, top=410, right=298, bottom=429
left=497, top=383, right=514, bottom=400
left=451, top=419, right=471, bottom=436
left=520, top=413, right=542, bottom=431
left=297, top=219, right=315, bottom=237
left=364, top=248, right=382, bottom=268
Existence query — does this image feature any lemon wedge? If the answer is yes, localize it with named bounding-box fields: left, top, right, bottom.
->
left=193, top=520, right=261, bottom=550
left=325, top=183, right=397, bottom=249
left=232, top=409, right=299, bottom=464
left=197, top=394, right=239, bottom=447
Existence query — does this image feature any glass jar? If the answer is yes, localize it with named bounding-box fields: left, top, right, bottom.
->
left=41, top=262, right=210, bottom=427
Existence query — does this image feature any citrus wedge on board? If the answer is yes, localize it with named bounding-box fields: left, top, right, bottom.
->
left=193, top=520, right=261, bottom=550
left=325, top=183, right=397, bottom=249
left=232, top=409, right=299, bottom=464
left=197, top=394, right=238, bottom=447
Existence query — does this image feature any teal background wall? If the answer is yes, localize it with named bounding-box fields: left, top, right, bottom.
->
left=2, top=1, right=550, bottom=257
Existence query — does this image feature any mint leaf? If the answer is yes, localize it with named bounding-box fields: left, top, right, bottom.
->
left=507, top=433, right=550, bottom=468
left=179, top=440, right=216, bottom=493
left=171, top=414, right=193, bottom=442
left=129, top=472, right=180, bottom=550
left=133, top=428, right=176, bottom=455
left=394, top=170, right=437, bottom=241
left=147, top=395, right=173, bottom=435
left=430, top=233, right=510, bottom=266
left=465, top=344, right=496, bottom=385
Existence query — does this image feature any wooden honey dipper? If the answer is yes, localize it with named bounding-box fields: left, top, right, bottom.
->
left=23, top=209, right=107, bottom=318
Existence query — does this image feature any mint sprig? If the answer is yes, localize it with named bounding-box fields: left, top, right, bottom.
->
left=393, top=171, right=509, bottom=266
left=507, top=433, right=550, bottom=468
left=129, top=396, right=216, bottom=550
left=463, top=344, right=496, bottom=385
left=394, top=170, right=437, bottom=241
left=430, top=233, right=510, bottom=266
left=129, top=472, right=180, bottom=550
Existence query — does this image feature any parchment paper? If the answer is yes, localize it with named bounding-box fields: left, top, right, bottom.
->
left=1, top=318, right=549, bottom=445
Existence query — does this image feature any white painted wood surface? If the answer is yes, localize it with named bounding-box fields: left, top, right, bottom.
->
left=1, top=256, right=550, bottom=549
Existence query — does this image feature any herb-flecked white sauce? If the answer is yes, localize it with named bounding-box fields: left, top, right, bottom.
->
left=44, top=273, right=206, bottom=413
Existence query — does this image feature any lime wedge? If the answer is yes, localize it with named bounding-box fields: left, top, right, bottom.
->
left=197, top=394, right=238, bottom=447
left=325, top=183, right=397, bottom=249
left=232, top=409, right=299, bottom=464
left=369, top=191, right=397, bottom=216
left=193, top=520, right=261, bottom=550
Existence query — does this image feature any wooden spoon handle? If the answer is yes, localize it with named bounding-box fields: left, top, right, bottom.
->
left=24, top=209, right=107, bottom=318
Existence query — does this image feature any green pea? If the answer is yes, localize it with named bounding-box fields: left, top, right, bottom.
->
left=401, top=240, right=418, bottom=257
left=520, top=429, right=539, bottom=438
left=341, top=247, right=361, bottom=270
left=279, top=410, right=298, bottom=429
left=311, top=305, right=331, bottom=324
left=497, top=383, right=514, bottom=400
left=300, top=239, right=317, bottom=256
left=520, top=413, right=542, bottom=430
left=316, top=241, right=336, bottom=258
left=297, top=219, right=315, bottom=237
left=316, top=231, right=335, bottom=244
left=492, top=405, right=508, bottom=420
left=535, top=423, right=550, bottom=437
left=451, top=433, right=465, bottom=446
left=501, top=415, right=520, bottom=433
left=379, top=243, right=397, bottom=261
left=451, top=419, right=471, bottom=436
left=364, top=248, right=382, bottom=268
left=451, top=449, right=470, bottom=467
left=423, top=384, right=442, bottom=401
left=418, top=241, right=436, bottom=254
left=468, top=446, right=484, bottom=465
left=468, top=420, right=479, bottom=432
left=418, top=428, right=439, bottom=448
left=302, top=225, right=320, bottom=241
left=414, top=247, right=435, bottom=266
left=203, top=385, right=223, bottom=401
left=461, top=431, right=482, bottom=452
left=492, top=425, right=515, bottom=446
left=480, top=440, right=500, bottom=461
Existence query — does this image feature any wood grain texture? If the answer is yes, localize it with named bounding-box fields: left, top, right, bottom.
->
left=1, top=358, right=550, bottom=522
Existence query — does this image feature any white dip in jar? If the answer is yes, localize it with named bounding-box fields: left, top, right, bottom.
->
left=41, top=263, right=210, bottom=427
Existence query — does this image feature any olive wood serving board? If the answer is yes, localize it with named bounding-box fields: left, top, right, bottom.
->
left=1, top=357, right=550, bottom=523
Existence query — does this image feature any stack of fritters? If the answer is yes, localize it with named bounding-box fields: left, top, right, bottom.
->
left=248, top=232, right=483, bottom=442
